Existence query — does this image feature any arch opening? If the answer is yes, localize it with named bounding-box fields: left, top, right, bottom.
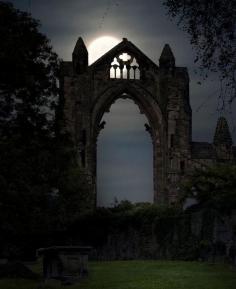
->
left=96, top=97, right=153, bottom=207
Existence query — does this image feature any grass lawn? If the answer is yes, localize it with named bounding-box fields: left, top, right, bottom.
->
left=0, top=260, right=235, bottom=289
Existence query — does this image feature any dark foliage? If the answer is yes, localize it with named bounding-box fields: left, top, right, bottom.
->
left=0, top=1, right=59, bottom=137
left=0, top=1, right=59, bottom=257
left=66, top=202, right=182, bottom=255
left=65, top=202, right=234, bottom=262
left=181, top=164, right=236, bottom=213
left=163, top=0, right=236, bottom=102
left=0, top=2, right=92, bottom=259
left=0, top=262, right=39, bottom=279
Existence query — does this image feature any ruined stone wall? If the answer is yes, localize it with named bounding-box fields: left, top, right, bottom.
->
left=60, top=38, right=194, bottom=207
left=60, top=37, right=235, bottom=209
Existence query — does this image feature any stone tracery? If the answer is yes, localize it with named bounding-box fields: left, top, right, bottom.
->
left=110, top=52, right=140, bottom=80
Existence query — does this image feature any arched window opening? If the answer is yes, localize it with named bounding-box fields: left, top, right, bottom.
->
left=116, top=67, right=121, bottom=79
left=110, top=67, right=115, bottom=78
left=97, top=98, right=153, bottom=207
left=123, top=65, right=128, bottom=79
left=130, top=68, right=135, bottom=79
left=135, top=68, right=140, bottom=80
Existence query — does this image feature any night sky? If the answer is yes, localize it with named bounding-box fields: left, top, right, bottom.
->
left=11, top=0, right=236, bottom=206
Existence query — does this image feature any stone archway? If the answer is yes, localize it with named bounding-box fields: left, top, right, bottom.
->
left=60, top=37, right=192, bottom=208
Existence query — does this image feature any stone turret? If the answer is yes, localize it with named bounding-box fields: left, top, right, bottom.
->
left=213, top=117, right=233, bottom=146
left=72, top=37, right=88, bottom=74
left=159, top=44, right=175, bottom=69
left=213, top=117, right=233, bottom=160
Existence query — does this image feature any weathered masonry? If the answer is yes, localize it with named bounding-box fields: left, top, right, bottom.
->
left=59, top=37, right=236, bottom=207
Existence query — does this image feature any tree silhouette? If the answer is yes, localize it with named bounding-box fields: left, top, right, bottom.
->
left=0, top=1, right=59, bottom=138
left=0, top=1, right=61, bottom=258
left=163, top=0, right=236, bottom=103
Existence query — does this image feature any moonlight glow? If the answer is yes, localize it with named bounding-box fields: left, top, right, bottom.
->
left=88, top=36, right=120, bottom=65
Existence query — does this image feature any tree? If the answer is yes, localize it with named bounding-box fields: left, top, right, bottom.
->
left=0, top=2, right=92, bottom=259
left=0, top=2, right=62, bottom=258
left=163, top=0, right=236, bottom=103
left=0, top=1, right=59, bottom=138
left=181, top=164, right=236, bottom=213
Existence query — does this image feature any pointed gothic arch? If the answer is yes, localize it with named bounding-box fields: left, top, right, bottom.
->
left=90, top=83, right=167, bottom=204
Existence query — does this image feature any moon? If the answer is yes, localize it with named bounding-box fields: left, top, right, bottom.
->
left=88, top=36, right=120, bottom=65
